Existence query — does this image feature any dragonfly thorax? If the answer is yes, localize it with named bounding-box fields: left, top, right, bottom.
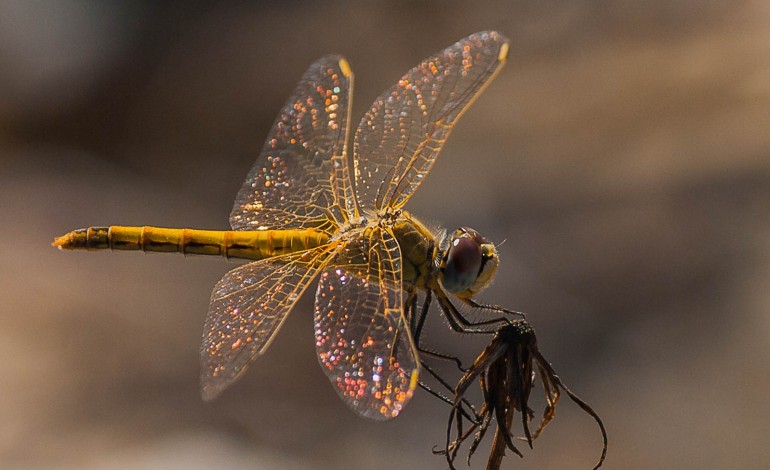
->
left=438, top=227, right=499, bottom=299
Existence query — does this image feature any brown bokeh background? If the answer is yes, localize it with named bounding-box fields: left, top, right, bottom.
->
left=2, top=1, right=769, bottom=468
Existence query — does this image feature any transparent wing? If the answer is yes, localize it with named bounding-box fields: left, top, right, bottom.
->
left=314, top=226, right=419, bottom=420
left=353, top=31, right=509, bottom=212
left=201, top=244, right=335, bottom=401
left=230, top=55, right=356, bottom=232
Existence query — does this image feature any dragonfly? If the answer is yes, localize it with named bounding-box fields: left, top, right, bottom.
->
left=54, top=31, right=514, bottom=421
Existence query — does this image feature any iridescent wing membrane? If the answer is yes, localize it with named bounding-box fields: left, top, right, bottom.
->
left=201, top=56, right=353, bottom=400
left=229, top=55, right=355, bottom=231
left=201, top=31, right=510, bottom=419
left=315, top=227, right=417, bottom=420
left=354, top=31, right=509, bottom=212
left=201, top=245, right=335, bottom=401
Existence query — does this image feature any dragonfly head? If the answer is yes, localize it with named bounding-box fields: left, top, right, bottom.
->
left=439, top=227, right=499, bottom=299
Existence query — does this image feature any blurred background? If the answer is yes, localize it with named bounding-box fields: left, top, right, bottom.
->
left=2, top=1, right=769, bottom=468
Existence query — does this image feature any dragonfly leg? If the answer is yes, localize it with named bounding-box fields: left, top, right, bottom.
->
left=436, top=289, right=512, bottom=334
left=405, top=289, right=479, bottom=421
left=409, top=290, right=469, bottom=372
left=461, top=297, right=527, bottom=319
left=407, top=288, right=420, bottom=335
left=400, top=290, right=462, bottom=370
left=418, top=361, right=479, bottom=424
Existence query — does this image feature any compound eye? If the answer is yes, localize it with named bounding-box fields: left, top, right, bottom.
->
left=441, top=236, right=483, bottom=294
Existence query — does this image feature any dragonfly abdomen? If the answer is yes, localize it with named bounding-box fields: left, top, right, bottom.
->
left=53, top=226, right=330, bottom=261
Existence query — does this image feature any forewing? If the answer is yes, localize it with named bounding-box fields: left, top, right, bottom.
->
left=230, top=55, right=356, bottom=232
left=201, top=245, right=335, bottom=401
left=353, top=31, right=509, bottom=212
left=314, top=227, right=419, bottom=420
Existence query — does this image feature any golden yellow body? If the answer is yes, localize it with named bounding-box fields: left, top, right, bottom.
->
left=53, top=226, right=330, bottom=261
left=53, top=211, right=441, bottom=290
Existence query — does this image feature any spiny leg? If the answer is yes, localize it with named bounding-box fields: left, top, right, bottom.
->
left=412, top=290, right=466, bottom=372
left=405, top=290, right=451, bottom=395
left=419, top=362, right=479, bottom=424
left=404, top=289, right=478, bottom=422
left=436, top=289, right=512, bottom=334
left=462, top=297, right=527, bottom=319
